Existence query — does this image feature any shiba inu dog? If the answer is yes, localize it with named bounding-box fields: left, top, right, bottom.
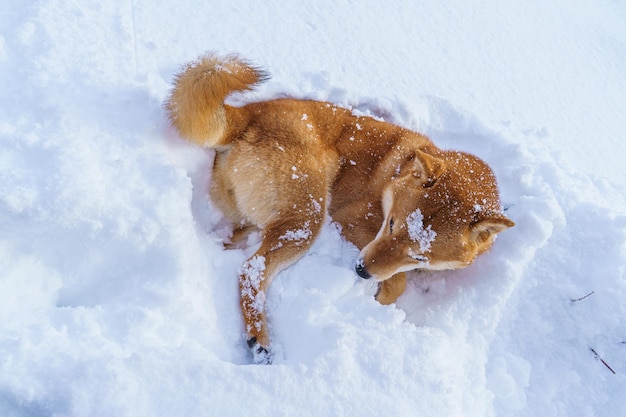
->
left=165, top=53, right=514, bottom=364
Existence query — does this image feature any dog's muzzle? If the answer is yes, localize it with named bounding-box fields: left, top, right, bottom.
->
left=355, top=258, right=371, bottom=279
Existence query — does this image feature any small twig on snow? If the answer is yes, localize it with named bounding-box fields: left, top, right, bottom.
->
left=570, top=291, right=594, bottom=303
left=590, top=348, right=616, bottom=375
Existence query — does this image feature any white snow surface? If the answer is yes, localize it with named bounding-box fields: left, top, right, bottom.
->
left=1, top=1, right=625, bottom=416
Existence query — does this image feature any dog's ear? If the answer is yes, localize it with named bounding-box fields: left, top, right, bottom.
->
left=397, top=149, right=446, bottom=188
left=470, top=215, right=515, bottom=244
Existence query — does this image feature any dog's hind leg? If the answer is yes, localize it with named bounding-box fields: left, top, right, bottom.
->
left=224, top=224, right=260, bottom=250
left=239, top=210, right=324, bottom=364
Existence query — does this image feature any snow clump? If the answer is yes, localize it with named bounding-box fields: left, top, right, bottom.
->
left=406, top=208, right=437, bottom=252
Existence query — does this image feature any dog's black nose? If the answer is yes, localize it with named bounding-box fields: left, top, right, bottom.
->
left=355, top=259, right=371, bottom=279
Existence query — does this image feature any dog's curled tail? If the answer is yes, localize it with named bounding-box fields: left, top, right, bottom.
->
left=165, top=52, right=269, bottom=147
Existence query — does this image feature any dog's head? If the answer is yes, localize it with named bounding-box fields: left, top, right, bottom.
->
left=355, top=148, right=514, bottom=281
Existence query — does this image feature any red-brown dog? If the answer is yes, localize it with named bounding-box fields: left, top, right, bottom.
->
left=166, top=53, right=514, bottom=363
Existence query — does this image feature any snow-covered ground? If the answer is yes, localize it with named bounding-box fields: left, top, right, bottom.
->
left=1, top=1, right=625, bottom=416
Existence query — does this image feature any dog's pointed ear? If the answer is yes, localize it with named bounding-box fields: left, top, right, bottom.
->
left=470, top=215, right=515, bottom=243
left=397, top=149, right=446, bottom=188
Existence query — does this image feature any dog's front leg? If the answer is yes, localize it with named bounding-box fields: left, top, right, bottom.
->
left=375, top=272, right=407, bottom=305
left=239, top=215, right=324, bottom=364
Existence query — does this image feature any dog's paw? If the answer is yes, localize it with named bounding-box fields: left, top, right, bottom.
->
left=247, top=337, right=273, bottom=365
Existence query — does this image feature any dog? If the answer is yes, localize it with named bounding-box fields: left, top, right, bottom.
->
left=165, top=53, right=514, bottom=364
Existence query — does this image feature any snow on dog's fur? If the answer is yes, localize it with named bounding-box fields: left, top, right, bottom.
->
left=165, top=53, right=514, bottom=364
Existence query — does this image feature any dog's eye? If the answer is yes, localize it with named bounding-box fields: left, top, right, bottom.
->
left=422, top=178, right=436, bottom=188
left=408, top=252, right=428, bottom=263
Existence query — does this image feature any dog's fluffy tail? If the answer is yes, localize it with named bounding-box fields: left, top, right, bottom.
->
left=165, top=52, right=268, bottom=147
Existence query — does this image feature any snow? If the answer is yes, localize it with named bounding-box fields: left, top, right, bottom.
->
left=1, top=1, right=625, bottom=416
left=279, top=223, right=312, bottom=244
left=406, top=208, right=437, bottom=253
